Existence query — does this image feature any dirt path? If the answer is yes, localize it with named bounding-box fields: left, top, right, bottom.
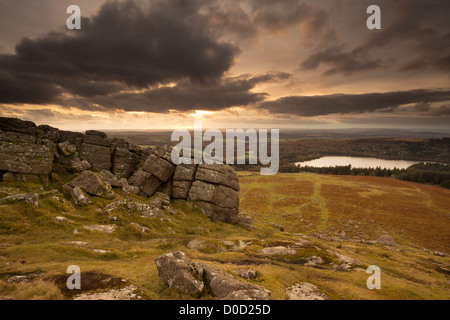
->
left=309, top=175, right=328, bottom=231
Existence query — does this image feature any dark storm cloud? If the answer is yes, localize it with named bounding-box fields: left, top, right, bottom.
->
left=73, top=72, right=291, bottom=112
left=301, top=0, right=450, bottom=76
left=258, top=89, right=450, bottom=117
left=252, top=0, right=313, bottom=31
left=0, top=0, right=239, bottom=105
left=0, top=105, right=96, bottom=124
left=301, top=46, right=382, bottom=76
left=202, top=3, right=257, bottom=40
left=398, top=33, right=450, bottom=74
left=250, top=0, right=337, bottom=45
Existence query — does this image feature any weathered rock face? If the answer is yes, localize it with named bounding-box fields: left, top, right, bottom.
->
left=1, top=172, right=48, bottom=184
left=155, top=251, right=270, bottom=300
left=189, top=181, right=239, bottom=222
left=80, top=143, right=111, bottom=171
left=286, top=283, right=330, bottom=300
left=0, top=118, right=38, bottom=136
left=110, top=138, right=141, bottom=179
left=58, top=130, right=84, bottom=148
left=195, top=163, right=240, bottom=192
left=73, top=285, right=143, bottom=300
left=68, top=171, right=115, bottom=199
left=259, top=246, right=297, bottom=256
left=236, top=269, right=258, bottom=279
left=112, top=147, right=139, bottom=179
left=154, top=251, right=205, bottom=296
left=201, top=263, right=270, bottom=300
left=58, top=141, right=91, bottom=173
left=129, top=160, right=240, bottom=222
left=0, top=142, right=55, bottom=175
left=0, top=193, right=39, bottom=208
left=0, top=117, right=54, bottom=176
left=38, top=125, right=60, bottom=143
left=57, top=141, right=76, bottom=156
left=83, top=224, right=118, bottom=234
left=98, top=170, right=122, bottom=187
left=188, top=164, right=240, bottom=222
left=0, top=117, right=241, bottom=224
left=129, top=169, right=162, bottom=196
left=172, top=164, right=198, bottom=199
left=70, top=187, right=92, bottom=206
left=376, top=234, right=396, bottom=246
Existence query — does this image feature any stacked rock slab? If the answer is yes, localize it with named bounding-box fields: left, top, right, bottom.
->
left=154, top=251, right=205, bottom=296
left=0, top=117, right=54, bottom=182
left=172, top=164, right=198, bottom=199
left=111, top=138, right=140, bottom=179
left=38, top=122, right=142, bottom=176
left=130, top=158, right=240, bottom=222
left=57, top=141, right=91, bottom=172
left=129, top=145, right=175, bottom=197
left=189, top=164, right=240, bottom=223
left=80, top=130, right=112, bottom=171
left=0, top=117, right=241, bottom=224
left=155, top=251, right=270, bottom=300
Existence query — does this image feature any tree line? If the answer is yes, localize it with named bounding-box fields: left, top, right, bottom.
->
left=279, top=162, right=450, bottom=189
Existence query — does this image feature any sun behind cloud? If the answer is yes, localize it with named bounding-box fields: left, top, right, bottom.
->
left=188, top=110, right=213, bottom=120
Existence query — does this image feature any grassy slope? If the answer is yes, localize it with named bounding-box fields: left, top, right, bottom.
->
left=239, top=173, right=450, bottom=252
left=0, top=173, right=449, bottom=300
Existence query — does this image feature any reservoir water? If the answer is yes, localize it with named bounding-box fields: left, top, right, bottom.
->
left=295, top=156, right=419, bottom=170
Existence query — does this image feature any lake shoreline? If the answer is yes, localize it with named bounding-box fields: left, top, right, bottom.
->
left=294, top=156, right=422, bottom=170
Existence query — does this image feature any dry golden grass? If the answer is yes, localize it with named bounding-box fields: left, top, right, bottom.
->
left=0, top=279, right=64, bottom=300
left=239, top=172, right=450, bottom=253
left=0, top=172, right=449, bottom=300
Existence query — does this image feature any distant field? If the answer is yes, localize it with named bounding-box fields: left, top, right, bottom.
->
left=239, top=173, right=450, bottom=253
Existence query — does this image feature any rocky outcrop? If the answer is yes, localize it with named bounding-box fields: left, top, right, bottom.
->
left=155, top=251, right=271, bottom=300
left=0, top=193, right=39, bottom=208
left=188, top=164, right=240, bottom=223
left=376, top=234, right=396, bottom=246
left=57, top=141, right=91, bottom=173
left=154, top=251, right=205, bottom=296
left=0, top=142, right=54, bottom=175
left=83, top=224, right=118, bottom=234
left=201, top=263, right=270, bottom=300
left=0, top=117, right=241, bottom=224
left=39, top=120, right=142, bottom=175
left=129, top=151, right=240, bottom=223
left=70, top=187, right=91, bottom=206
left=129, top=146, right=174, bottom=197
left=0, top=118, right=54, bottom=176
left=235, top=269, right=258, bottom=279
left=103, top=193, right=170, bottom=218
left=1, top=172, right=48, bottom=184
left=286, top=283, right=330, bottom=300
left=68, top=171, right=115, bottom=199
left=259, top=246, right=296, bottom=256
left=73, top=285, right=143, bottom=300
left=98, top=170, right=122, bottom=187
left=172, top=164, right=198, bottom=199
left=111, top=145, right=140, bottom=179
left=0, top=118, right=39, bottom=136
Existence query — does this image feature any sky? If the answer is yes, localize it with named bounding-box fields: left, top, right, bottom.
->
left=0, top=0, right=449, bottom=131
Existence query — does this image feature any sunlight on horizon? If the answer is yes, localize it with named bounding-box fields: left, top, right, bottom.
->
left=188, top=110, right=213, bottom=120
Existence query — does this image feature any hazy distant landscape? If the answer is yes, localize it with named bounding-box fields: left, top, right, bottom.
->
left=106, top=129, right=450, bottom=162
left=105, top=129, right=450, bottom=188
